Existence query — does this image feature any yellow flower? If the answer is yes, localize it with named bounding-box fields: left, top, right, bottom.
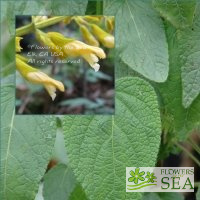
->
left=16, top=37, right=23, bottom=52
left=35, top=29, right=65, bottom=59
left=91, top=24, right=114, bottom=48
left=48, top=32, right=106, bottom=71
left=16, top=55, right=64, bottom=100
left=80, top=25, right=99, bottom=47
left=105, top=16, right=114, bottom=33
left=65, top=41, right=106, bottom=71
left=83, top=16, right=102, bottom=23
left=63, top=16, right=72, bottom=25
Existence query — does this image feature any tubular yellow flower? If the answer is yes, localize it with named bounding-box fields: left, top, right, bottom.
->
left=91, top=24, right=114, bottom=48
left=83, top=16, right=102, bottom=23
left=16, top=55, right=64, bottom=101
left=48, top=32, right=106, bottom=71
left=63, top=16, right=72, bottom=25
left=47, top=32, right=74, bottom=49
left=105, top=16, right=114, bottom=33
left=64, top=41, right=106, bottom=71
left=16, top=37, right=23, bottom=52
left=35, top=29, right=65, bottom=59
left=80, top=25, right=99, bottom=47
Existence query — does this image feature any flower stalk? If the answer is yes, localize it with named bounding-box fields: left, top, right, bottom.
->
left=16, top=16, right=67, bottom=36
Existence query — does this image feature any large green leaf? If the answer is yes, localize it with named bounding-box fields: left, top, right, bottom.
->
left=43, top=164, right=87, bottom=200
left=6, top=0, right=43, bottom=35
left=43, top=164, right=76, bottom=200
left=153, top=0, right=196, bottom=29
left=51, top=0, right=88, bottom=15
left=104, top=0, right=169, bottom=82
left=178, top=3, right=200, bottom=108
left=157, top=21, right=200, bottom=140
left=0, top=76, right=56, bottom=200
left=62, top=77, right=161, bottom=200
left=4, top=0, right=88, bottom=35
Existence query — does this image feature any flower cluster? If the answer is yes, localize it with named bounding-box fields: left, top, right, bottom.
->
left=16, top=16, right=115, bottom=100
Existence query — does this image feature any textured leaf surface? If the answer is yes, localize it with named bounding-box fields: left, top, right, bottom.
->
left=62, top=77, right=161, bottom=200
left=43, top=164, right=87, bottom=200
left=0, top=76, right=56, bottom=200
left=157, top=21, right=200, bottom=140
left=153, top=0, right=196, bottom=28
left=43, top=164, right=76, bottom=200
left=104, top=0, right=169, bottom=82
left=5, top=0, right=88, bottom=35
left=51, top=0, right=88, bottom=15
left=179, top=3, right=200, bottom=107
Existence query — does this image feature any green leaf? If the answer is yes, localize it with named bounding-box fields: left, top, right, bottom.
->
left=143, top=192, right=184, bottom=200
left=0, top=76, right=56, bottom=199
left=43, top=164, right=76, bottom=200
left=143, top=193, right=161, bottom=200
left=1, top=1, right=8, bottom=22
left=178, top=3, right=200, bottom=108
left=7, top=1, right=27, bottom=35
left=104, top=0, right=169, bottom=82
left=157, top=22, right=200, bottom=140
left=158, top=192, right=184, bottom=200
left=6, top=0, right=46, bottom=35
left=69, top=184, right=87, bottom=200
left=51, top=0, right=88, bottom=15
left=62, top=77, right=161, bottom=200
left=197, top=186, right=200, bottom=200
left=43, top=164, right=87, bottom=200
left=153, top=0, right=196, bottom=29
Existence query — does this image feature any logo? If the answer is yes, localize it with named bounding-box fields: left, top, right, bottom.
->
left=126, top=167, right=194, bottom=192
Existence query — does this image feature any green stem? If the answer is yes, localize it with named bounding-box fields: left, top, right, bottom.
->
left=96, top=1, right=102, bottom=15
left=187, top=138, right=200, bottom=154
left=175, top=142, right=200, bottom=167
left=16, top=16, right=66, bottom=36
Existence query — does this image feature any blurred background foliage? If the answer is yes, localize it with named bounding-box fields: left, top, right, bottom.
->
left=14, top=15, right=114, bottom=114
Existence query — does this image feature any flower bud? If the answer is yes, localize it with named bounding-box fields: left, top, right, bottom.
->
left=105, top=16, right=114, bottom=33
left=16, top=55, right=64, bottom=100
left=48, top=32, right=106, bottom=71
left=91, top=24, right=114, bottom=48
left=83, top=16, right=102, bottom=23
left=35, top=30, right=65, bottom=59
left=80, top=25, right=99, bottom=47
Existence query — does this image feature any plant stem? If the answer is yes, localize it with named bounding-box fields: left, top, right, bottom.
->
left=175, top=142, right=200, bottom=167
left=187, top=138, right=200, bottom=154
left=96, top=1, right=102, bottom=15
left=16, top=16, right=66, bottom=36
